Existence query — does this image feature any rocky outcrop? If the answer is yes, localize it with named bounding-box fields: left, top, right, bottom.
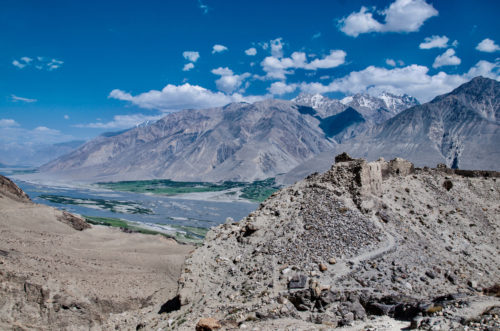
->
left=155, top=154, right=500, bottom=329
left=0, top=175, right=31, bottom=203
left=56, top=211, right=91, bottom=231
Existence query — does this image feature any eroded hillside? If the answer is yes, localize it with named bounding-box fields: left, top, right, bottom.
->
left=0, top=175, right=193, bottom=330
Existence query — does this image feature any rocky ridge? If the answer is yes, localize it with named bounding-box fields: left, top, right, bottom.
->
left=153, top=155, right=500, bottom=330
left=293, top=92, right=419, bottom=142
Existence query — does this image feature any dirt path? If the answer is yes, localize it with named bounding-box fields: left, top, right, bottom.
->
left=329, top=218, right=397, bottom=289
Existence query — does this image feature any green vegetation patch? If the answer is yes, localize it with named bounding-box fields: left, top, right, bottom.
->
left=9, top=169, right=39, bottom=175
left=96, top=179, right=245, bottom=195
left=39, top=194, right=153, bottom=214
left=239, top=178, right=280, bottom=202
left=84, top=216, right=159, bottom=235
left=96, top=178, right=281, bottom=202
left=170, top=225, right=209, bottom=238
left=83, top=216, right=206, bottom=244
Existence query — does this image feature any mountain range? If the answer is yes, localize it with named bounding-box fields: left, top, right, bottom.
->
left=0, top=140, right=85, bottom=168
left=40, top=76, right=499, bottom=183
left=280, top=76, right=500, bottom=184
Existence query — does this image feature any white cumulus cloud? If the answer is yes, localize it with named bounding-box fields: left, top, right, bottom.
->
left=433, top=49, right=461, bottom=68
left=298, top=60, right=499, bottom=103
left=109, top=83, right=266, bottom=111
left=211, top=67, right=251, bottom=94
left=419, top=35, right=450, bottom=49
left=268, top=82, right=298, bottom=95
left=339, top=0, right=437, bottom=37
left=476, top=38, right=500, bottom=53
left=212, top=44, right=228, bottom=54
left=306, top=50, right=346, bottom=69
left=261, top=50, right=346, bottom=80
left=183, top=51, right=200, bottom=62
left=245, top=47, right=257, bottom=56
left=270, top=38, right=284, bottom=58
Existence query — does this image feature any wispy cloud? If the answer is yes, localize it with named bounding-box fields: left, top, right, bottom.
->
left=198, top=0, right=209, bottom=14
left=0, top=119, right=20, bottom=127
left=75, top=114, right=165, bottom=129
left=339, top=0, right=437, bottom=37
left=11, top=94, right=37, bottom=103
left=12, top=58, right=31, bottom=69
left=183, top=63, right=195, bottom=71
left=12, top=56, right=63, bottom=71
left=386, top=59, right=396, bottom=67
left=0, top=123, right=73, bottom=147
left=47, top=59, right=64, bottom=71
left=312, top=32, right=321, bottom=39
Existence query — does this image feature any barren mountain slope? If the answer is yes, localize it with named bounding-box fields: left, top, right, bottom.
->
left=0, top=175, right=193, bottom=330
left=147, top=156, right=500, bottom=330
left=280, top=77, right=500, bottom=185
left=293, top=92, right=419, bottom=142
left=40, top=100, right=334, bottom=182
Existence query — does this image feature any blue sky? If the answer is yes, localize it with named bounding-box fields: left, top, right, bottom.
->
left=1, top=0, right=499, bottom=158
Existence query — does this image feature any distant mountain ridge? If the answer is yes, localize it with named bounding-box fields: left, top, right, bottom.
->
left=40, top=79, right=498, bottom=184
left=294, top=92, right=419, bottom=122
left=280, top=76, right=500, bottom=184
left=293, top=92, right=419, bottom=141
left=0, top=140, right=86, bottom=167
left=40, top=90, right=420, bottom=182
left=40, top=100, right=334, bottom=182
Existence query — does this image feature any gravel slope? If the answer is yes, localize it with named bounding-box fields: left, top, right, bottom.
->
left=148, top=156, right=500, bottom=330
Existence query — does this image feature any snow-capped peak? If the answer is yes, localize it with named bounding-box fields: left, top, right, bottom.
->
left=293, top=93, right=328, bottom=109
left=340, top=96, right=353, bottom=105
left=378, top=92, right=420, bottom=113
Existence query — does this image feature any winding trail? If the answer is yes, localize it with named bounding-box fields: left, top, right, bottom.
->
left=329, top=218, right=397, bottom=289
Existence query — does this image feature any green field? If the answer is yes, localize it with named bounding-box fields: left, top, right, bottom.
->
left=97, top=178, right=281, bottom=202
left=39, top=194, right=153, bottom=214
left=239, top=178, right=280, bottom=202
left=97, top=179, right=243, bottom=195
left=84, top=216, right=208, bottom=244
